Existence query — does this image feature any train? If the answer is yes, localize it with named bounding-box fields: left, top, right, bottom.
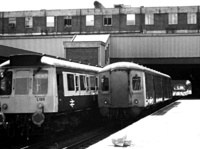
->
left=172, top=80, right=192, bottom=96
left=98, top=62, right=172, bottom=119
left=0, top=54, right=101, bottom=138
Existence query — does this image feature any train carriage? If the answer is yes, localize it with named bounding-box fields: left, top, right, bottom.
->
left=98, top=62, right=172, bottom=118
left=0, top=54, right=101, bottom=138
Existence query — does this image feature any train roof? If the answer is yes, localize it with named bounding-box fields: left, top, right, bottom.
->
left=0, top=54, right=102, bottom=72
left=99, top=62, right=170, bottom=78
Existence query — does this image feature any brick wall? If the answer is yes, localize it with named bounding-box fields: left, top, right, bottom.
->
left=1, top=6, right=200, bottom=35
left=65, top=48, right=98, bottom=66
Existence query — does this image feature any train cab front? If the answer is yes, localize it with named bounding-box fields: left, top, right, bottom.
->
left=98, top=73, right=111, bottom=117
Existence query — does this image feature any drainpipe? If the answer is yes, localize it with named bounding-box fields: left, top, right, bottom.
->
left=1, top=12, right=4, bottom=35
left=198, top=6, right=200, bottom=33
left=140, top=6, right=144, bottom=33
left=80, top=9, right=82, bottom=34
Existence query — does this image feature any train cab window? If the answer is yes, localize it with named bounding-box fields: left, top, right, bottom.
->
left=80, top=75, right=86, bottom=91
left=101, top=76, right=109, bottom=91
left=33, top=70, right=48, bottom=95
left=15, top=71, right=30, bottom=95
left=67, top=74, right=75, bottom=91
left=0, top=71, right=12, bottom=95
left=132, top=74, right=141, bottom=90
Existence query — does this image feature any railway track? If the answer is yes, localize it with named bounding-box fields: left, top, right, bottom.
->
left=0, top=98, right=180, bottom=149
left=17, top=127, right=118, bottom=149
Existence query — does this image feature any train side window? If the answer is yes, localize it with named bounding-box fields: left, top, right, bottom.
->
left=33, top=70, right=48, bottom=95
left=96, top=77, right=99, bottom=91
left=0, top=71, right=12, bottom=95
left=67, top=74, right=75, bottom=91
left=132, top=74, right=141, bottom=90
left=101, top=76, right=109, bottom=91
left=75, top=75, right=79, bottom=91
left=80, top=75, right=86, bottom=91
left=90, top=76, right=96, bottom=90
left=86, top=76, right=89, bottom=91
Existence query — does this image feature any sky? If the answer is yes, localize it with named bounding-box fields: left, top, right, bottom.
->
left=0, top=0, right=200, bottom=11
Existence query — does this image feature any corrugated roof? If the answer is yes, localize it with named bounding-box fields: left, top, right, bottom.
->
left=72, top=34, right=110, bottom=43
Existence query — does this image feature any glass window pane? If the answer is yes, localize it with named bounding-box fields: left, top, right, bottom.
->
left=169, top=13, right=178, bottom=24
left=132, top=75, right=141, bottom=90
left=9, top=17, right=16, bottom=28
left=25, top=17, right=33, bottom=28
left=90, top=76, right=95, bottom=90
left=33, top=70, right=48, bottom=94
left=86, top=15, right=94, bottom=26
left=127, top=14, right=135, bottom=25
left=101, top=76, right=109, bottom=91
left=67, top=74, right=75, bottom=91
left=16, top=78, right=29, bottom=95
left=75, top=76, right=79, bottom=91
left=47, top=16, right=54, bottom=27
left=104, top=15, right=112, bottom=26
left=80, top=75, right=86, bottom=90
left=0, top=71, right=12, bottom=95
left=145, top=14, right=154, bottom=25
left=64, top=16, right=72, bottom=27
left=187, top=13, right=196, bottom=24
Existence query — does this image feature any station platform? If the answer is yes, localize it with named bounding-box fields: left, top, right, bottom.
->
left=88, top=99, right=200, bottom=149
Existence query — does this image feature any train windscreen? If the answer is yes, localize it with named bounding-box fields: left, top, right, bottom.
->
left=0, top=70, right=12, bottom=95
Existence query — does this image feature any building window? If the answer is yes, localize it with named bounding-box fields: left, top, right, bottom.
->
left=104, top=15, right=112, bottom=26
left=25, top=17, right=33, bottom=28
left=145, top=14, right=154, bottom=25
left=46, top=16, right=54, bottom=27
left=64, top=16, right=72, bottom=27
left=86, top=15, right=94, bottom=26
left=127, top=14, right=135, bottom=25
left=169, top=13, right=178, bottom=25
left=8, top=17, right=16, bottom=28
left=187, top=13, right=196, bottom=24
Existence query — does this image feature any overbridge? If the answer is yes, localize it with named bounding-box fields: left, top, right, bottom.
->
left=110, top=34, right=200, bottom=96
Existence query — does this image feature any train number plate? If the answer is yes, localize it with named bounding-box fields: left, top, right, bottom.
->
left=36, top=97, right=45, bottom=101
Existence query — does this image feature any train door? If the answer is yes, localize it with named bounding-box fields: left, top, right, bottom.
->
left=129, top=70, right=145, bottom=107
left=111, top=70, right=129, bottom=107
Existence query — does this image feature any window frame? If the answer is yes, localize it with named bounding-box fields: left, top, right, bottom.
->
left=86, top=15, right=94, bottom=26
left=132, top=74, right=141, bottom=91
left=46, top=16, right=55, bottom=27
left=25, top=17, right=33, bottom=28
left=127, top=14, right=136, bottom=25
left=145, top=13, right=154, bottom=25
left=64, top=16, right=72, bottom=27
left=8, top=17, right=16, bottom=28
left=168, top=13, right=178, bottom=25
left=15, top=70, right=30, bottom=95
left=0, top=71, right=13, bottom=96
left=32, top=70, right=48, bottom=95
left=103, top=15, right=112, bottom=26
left=187, top=13, right=197, bottom=24
left=101, top=75, right=109, bottom=92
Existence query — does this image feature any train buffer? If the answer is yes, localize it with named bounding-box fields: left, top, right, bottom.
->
left=87, top=99, right=200, bottom=149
